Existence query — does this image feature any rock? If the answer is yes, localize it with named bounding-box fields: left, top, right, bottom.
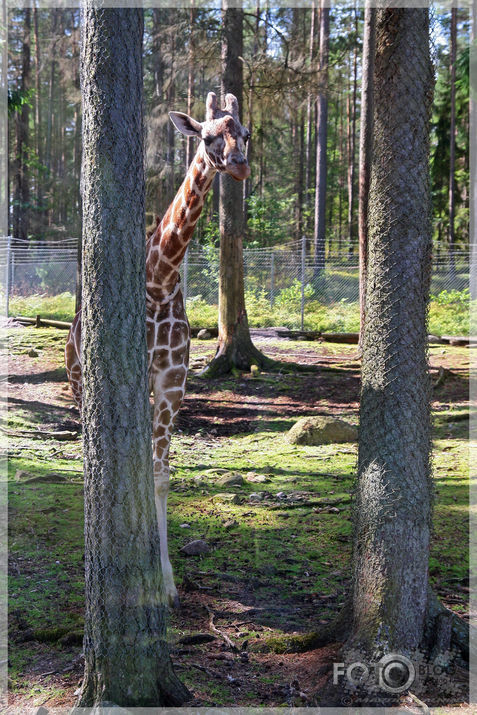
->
left=217, top=472, right=244, bottom=487
left=246, top=472, right=271, bottom=483
left=276, top=491, right=287, bottom=499
left=249, top=492, right=263, bottom=501
left=197, top=329, right=212, bottom=340
left=223, top=520, right=237, bottom=530
left=287, top=416, right=357, bottom=445
left=179, top=523, right=191, bottom=529
left=27, top=348, right=39, bottom=357
left=211, top=492, right=242, bottom=504
left=180, top=539, right=210, bottom=556
left=250, top=364, right=260, bottom=376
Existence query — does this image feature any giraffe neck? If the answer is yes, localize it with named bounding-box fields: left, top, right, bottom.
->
left=146, top=143, right=217, bottom=306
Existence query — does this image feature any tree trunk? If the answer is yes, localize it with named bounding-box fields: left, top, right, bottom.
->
left=313, top=0, right=329, bottom=274
left=185, top=2, right=196, bottom=170
left=167, top=17, right=176, bottom=199
left=358, top=4, right=376, bottom=346
left=304, top=1, right=316, bottom=236
left=346, top=15, right=358, bottom=260
left=12, top=8, right=31, bottom=240
left=448, top=7, right=457, bottom=278
left=77, top=6, right=189, bottom=706
left=204, top=0, right=271, bottom=377
left=243, top=0, right=260, bottom=219
left=33, top=6, right=43, bottom=229
left=351, top=3, right=434, bottom=664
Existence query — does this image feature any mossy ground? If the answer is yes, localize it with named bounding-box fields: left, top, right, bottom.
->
left=4, top=325, right=470, bottom=709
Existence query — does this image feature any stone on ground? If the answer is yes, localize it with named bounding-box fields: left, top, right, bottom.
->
left=216, top=472, right=244, bottom=487
left=287, top=416, right=357, bottom=445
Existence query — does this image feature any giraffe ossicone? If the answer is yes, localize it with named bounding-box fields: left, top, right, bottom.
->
left=65, top=92, right=250, bottom=608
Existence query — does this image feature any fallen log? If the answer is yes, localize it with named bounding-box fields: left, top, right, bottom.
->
left=14, top=315, right=73, bottom=330
left=1, top=426, right=79, bottom=440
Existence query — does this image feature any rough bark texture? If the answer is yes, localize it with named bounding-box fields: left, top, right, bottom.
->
left=205, top=0, right=271, bottom=377
left=77, top=7, right=189, bottom=707
left=358, top=4, right=376, bottom=346
left=351, top=8, right=434, bottom=654
left=317, top=11, right=471, bottom=706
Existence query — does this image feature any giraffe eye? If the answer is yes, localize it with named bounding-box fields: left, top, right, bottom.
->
left=203, top=136, right=214, bottom=146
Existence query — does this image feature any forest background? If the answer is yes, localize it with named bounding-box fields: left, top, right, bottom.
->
left=6, top=6, right=471, bottom=334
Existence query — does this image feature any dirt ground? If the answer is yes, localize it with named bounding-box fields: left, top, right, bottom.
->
left=4, top=323, right=472, bottom=712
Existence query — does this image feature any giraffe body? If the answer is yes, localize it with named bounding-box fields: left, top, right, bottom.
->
left=65, top=92, right=250, bottom=606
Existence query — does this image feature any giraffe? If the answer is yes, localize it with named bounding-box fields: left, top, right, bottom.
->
left=65, top=92, right=250, bottom=607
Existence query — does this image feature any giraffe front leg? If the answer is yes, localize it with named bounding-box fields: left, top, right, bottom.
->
left=154, top=461, right=179, bottom=609
left=152, top=371, right=187, bottom=609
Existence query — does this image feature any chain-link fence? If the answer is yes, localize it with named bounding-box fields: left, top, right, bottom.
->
left=0, top=236, right=471, bottom=330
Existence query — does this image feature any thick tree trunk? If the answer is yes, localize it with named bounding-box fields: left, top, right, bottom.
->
left=204, top=0, right=272, bottom=377
left=358, top=4, right=376, bottom=346
left=77, top=7, right=189, bottom=706
left=313, top=0, right=329, bottom=275
left=351, top=6, right=434, bottom=658
left=316, top=10, right=468, bottom=705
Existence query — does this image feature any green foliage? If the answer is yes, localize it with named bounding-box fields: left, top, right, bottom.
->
left=430, top=287, right=469, bottom=306
left=8, top=88, right=34, bottom=117
left=428, top=288, right=471, bottom=336
left=246, top=194, right=295, bottom=246
left=10, top=287, right=471, bottom=337
left=9, top=292, right=75, bottom=322
left=274, top=279, right=314, bottom=310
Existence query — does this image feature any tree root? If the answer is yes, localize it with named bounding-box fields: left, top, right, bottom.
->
left=249, top=601, right=352, bottom=654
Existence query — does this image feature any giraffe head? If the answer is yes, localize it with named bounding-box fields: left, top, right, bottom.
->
left=169, top=92, right=251, bottom=181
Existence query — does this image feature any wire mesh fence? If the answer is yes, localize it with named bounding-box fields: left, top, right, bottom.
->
left=0, top=236, right=471, bottom=331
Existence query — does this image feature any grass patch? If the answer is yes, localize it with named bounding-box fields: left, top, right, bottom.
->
left=6, top=325, right=470, bottom=706
left=8, top=288, right=472, bottom=336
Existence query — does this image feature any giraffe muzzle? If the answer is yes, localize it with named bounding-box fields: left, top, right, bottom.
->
left=226, top=158, right=251, bottom=181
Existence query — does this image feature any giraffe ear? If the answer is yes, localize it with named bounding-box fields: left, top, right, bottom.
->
left=169, top=112, right=202, bottom=137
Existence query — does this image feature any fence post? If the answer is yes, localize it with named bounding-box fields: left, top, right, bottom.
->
left=183, top=246, right=189, bottom=304
left=5, top=236, right=11, bottom=317
left=300, top=234, right=306, bottom=331
left=270, top=250, right=275, bottom=307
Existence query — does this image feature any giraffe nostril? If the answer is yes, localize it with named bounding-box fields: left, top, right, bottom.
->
left=229, top=154, right=246, bottom=166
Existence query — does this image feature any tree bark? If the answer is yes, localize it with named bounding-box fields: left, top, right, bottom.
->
left=313, top=0, right=329, bottom=274
left=352, top=6, right=434, bottom=657
left=77, top=6, right=189, bottom=706
left=317, top=11, right=471, bottom=705
left=204, top=0, right=271, bottom=377
left=358, top=4, right=376, bottom=346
